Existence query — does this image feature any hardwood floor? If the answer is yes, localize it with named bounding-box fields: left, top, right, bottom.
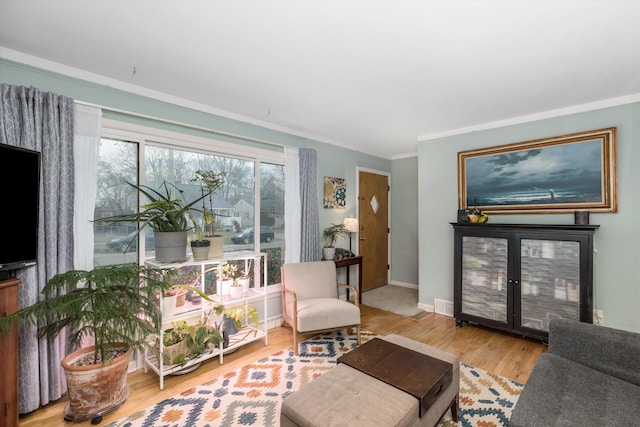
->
left=18, top=305, right=547, bottom=426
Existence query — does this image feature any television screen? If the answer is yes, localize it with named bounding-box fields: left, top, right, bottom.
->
left=0, top=144, right=40, bottom=272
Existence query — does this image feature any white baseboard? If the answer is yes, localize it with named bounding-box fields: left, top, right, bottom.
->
left=388, top=280, right=418, bottom=289
left=434, top=298, right=454, bottom=317
left=418, top=302, right=434, bottom=313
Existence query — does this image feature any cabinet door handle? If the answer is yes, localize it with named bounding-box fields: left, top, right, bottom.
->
left=359, top=237, right=366, bottom=240
left=513, top=280, right=519, bottom=285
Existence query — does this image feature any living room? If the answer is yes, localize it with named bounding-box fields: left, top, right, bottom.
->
left=1, top=1, right=640, bottom=426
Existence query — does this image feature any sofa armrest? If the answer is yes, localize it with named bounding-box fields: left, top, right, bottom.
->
left=549, top=319, right=640, bottom=386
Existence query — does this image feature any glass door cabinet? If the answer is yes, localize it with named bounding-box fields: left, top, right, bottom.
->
left=452, top=223, right=598, bottom=340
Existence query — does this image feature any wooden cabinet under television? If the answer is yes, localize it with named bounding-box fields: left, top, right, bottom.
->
left=451, top=223, right=598, bottom=341
left=0, top=278, right=19, bottom=427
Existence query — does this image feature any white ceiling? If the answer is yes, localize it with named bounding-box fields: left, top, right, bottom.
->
left=2, top=0, right=640, bottom=159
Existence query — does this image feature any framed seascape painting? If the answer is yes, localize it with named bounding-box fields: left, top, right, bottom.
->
left=458, top=128, right=617, bottom=214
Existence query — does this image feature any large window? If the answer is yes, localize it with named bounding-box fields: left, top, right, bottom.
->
left=93, top=129, right=285, bottom=287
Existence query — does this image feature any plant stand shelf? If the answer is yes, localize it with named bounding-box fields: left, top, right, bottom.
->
left=143, top=251, right=268, bottom=389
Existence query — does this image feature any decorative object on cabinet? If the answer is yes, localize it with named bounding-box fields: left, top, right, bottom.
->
left=95, top=180, right=221, bottom=262
left=144, top=251, right=268, bottom=389
left=451, top=223, right=598, bottom=341
left=0, top=264, right=188, bottom=424
left=458, top=208, right=488, bottom=224
left=458, top=127, right=617, bottom=214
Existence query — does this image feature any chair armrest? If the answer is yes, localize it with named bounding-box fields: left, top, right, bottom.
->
left=337, top=283, right=359, bottom=306
left=549, top=319, right=640, bottom=386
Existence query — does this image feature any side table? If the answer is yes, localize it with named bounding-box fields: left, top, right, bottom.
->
left=333, top=255, right=363, bottom=304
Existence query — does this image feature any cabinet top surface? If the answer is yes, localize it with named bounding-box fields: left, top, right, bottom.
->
left=450, top=223, right=599, bottom=231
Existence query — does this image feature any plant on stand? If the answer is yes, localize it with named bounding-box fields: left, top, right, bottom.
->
left=160, top=306, right=224, bottom=366
left=237, top=259, right=252, bottom=296
left=95, top=180, right=218, bottom=263
left=190, top=170, right=226, bottom=258
left=0, top=264, right=200, bottom=423
left=322, top=223, right=350, bottom=260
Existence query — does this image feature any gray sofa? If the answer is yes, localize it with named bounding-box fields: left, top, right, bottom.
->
left=510, top=318, right=640, bottom=426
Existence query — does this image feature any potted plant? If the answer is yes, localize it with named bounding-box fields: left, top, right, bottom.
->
left=160, top=311, right=223, bottom=366
left=190, top=170, right=226, bottom=258
left=222, top=302, right=260, bottom=346
left=225, top=303, right=260, bottom=331
left=97, top=180, right=218, bottom=263
left=237, top=260, right=252, bottom=296
left=322, top=223, right=350, bottom=260
left=0, top=264, right=196, bottom=423
left=220, top=263, right=239, bottom=296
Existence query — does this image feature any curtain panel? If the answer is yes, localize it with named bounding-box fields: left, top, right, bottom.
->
left=299, top=148, right=321, bottom=262
left=0, top=84, right=75, bottom=413
left=73, top=104, right=101, bottom=271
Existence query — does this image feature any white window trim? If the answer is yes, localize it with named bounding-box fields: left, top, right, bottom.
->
left=99, top=118, right=285, bottom=286
left=101, top=118, right=284, bottom=165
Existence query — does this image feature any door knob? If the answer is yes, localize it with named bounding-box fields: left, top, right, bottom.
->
left=360, top=237, right=366, bottom=240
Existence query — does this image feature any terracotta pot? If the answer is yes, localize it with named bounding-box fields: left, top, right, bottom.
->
left=61, top=345, right=132, bottom=420
left=175, top=289, right=187, bottom=307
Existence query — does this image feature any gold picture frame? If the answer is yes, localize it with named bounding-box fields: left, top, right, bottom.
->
left=458, top=127, right=617, bottom=214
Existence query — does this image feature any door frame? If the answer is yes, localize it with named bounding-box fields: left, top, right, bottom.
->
left=356, top=166, right=391, bottom=286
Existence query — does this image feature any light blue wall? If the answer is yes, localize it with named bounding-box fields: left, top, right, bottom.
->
left=0, top=58, right=391, bottom=245
left=390, top=157, right=419, bottom=285
left=418, top=103, right=640, bottom=333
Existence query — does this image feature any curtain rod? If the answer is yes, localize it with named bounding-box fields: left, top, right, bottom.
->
left=75, top=100, right=285, bottom=149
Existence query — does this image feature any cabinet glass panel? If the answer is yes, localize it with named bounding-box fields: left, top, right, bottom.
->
left=461, top=236, right=508, bottom=323
left=520, top=239, right=580, bottom=331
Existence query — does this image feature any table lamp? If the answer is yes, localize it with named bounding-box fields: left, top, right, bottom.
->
left=342, top=217, right=359, bottom=253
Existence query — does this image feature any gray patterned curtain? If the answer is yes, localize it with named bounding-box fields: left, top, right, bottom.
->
left=0, top=84, right=75, bottom=413
left=299, top=148, right=321, bottom=262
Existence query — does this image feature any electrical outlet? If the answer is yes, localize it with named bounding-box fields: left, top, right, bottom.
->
left=593, top=309, right=604, bottom=324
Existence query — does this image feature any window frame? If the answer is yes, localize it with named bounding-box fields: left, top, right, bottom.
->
left=99, top=119, right=285, bottom=292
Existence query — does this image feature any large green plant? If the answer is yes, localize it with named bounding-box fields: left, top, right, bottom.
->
left=97, top=180, right=217, bottom=251
left=0, top=264, right=200, bottom=365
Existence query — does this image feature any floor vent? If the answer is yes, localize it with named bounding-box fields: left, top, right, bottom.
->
left=434, top=298, right=454, bottom=317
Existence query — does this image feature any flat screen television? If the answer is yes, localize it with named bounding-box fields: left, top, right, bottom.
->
left=0, top=144, right=41, bottom=272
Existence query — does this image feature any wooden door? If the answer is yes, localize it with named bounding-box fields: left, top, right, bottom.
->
left=358, top=171, right=389, bottom=293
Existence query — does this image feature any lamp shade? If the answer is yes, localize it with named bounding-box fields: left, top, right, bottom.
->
left=343, top=217, right=359, bottom=232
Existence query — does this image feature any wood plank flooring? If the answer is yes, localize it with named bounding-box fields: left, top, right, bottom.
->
left=18, top=305, right=547, bottom=426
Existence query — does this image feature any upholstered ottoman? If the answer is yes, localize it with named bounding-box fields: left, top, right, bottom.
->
left=280, top=334, right=460, bottom=427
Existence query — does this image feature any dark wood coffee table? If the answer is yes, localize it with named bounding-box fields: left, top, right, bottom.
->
left=337, top=337, right=453, bottom=417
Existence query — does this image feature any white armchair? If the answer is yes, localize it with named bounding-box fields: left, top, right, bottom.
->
left=281, top=261, right=361, bottom=355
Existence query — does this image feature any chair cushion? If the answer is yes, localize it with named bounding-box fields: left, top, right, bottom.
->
left=282, top=261, right=338, bottom=300
left=281, top=363, right=418, bottom=427
left=293, top=298, right=361, bottom=332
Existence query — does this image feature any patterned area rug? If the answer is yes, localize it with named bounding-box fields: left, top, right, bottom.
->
left=105, top=330, right=523, bottom=427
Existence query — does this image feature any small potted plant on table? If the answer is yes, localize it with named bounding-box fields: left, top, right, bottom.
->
left=322, top=223, right=350, bottom=260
